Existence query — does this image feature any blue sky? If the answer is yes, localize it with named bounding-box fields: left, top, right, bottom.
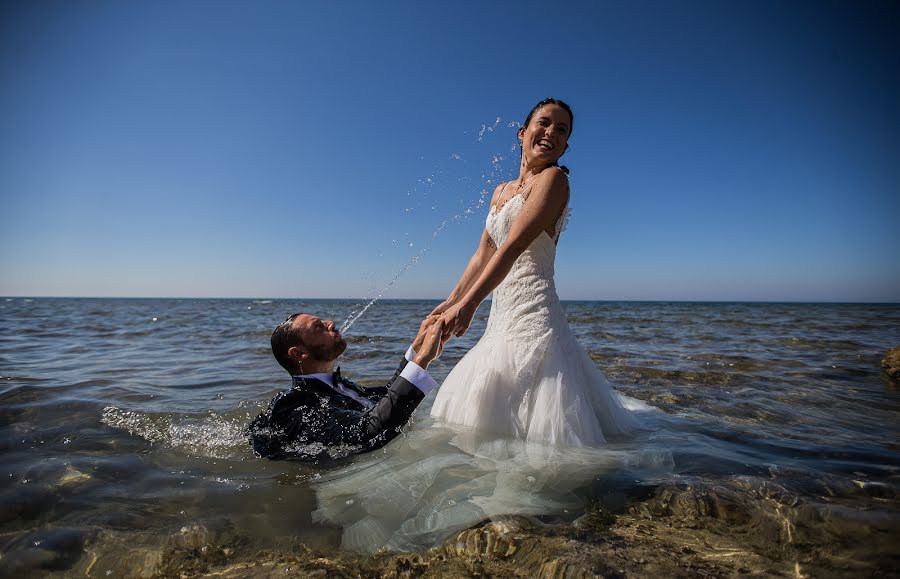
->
left=1, top=0, right=898, bottom=301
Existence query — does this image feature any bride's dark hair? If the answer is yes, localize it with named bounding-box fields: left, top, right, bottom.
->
left=522, top=97, right=573, bottom=175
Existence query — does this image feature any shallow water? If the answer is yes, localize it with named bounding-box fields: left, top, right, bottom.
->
left=1, top=298, right=899, bottom=575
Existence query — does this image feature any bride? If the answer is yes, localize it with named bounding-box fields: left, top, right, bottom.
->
left=311, top=99, right=658, bottom=553
left=431, top=97, right=639, bottom=445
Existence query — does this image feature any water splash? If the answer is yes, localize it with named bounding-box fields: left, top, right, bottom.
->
left=101, top=406, right=249, bottom=459
left=339, top=117, right=517, bottom=334
left=340, top=189, right=492, bottom=333
left=477, top=117, right=502, bottom=142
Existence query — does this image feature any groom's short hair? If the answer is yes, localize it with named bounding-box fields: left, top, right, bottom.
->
left=271, top=313, right=306, bottom=374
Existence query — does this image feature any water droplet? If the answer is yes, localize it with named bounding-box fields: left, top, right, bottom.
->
left=345, top=499, right=355, bottom=505
left=151, top=317, right=158, bottom=322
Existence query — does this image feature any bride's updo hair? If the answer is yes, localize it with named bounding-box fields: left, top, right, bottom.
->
left=523, top=97, right=573, bottom=175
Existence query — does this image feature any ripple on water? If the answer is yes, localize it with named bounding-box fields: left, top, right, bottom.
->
left=1, top=299, right=898, bottom=574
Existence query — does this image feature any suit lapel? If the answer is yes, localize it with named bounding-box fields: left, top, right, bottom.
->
left=292, top=376, right=368, bottom=411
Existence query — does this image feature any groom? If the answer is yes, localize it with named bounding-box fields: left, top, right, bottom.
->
left=247, top=312, right=446, bottom=461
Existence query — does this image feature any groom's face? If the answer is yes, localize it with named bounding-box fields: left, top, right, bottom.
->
left=290, top=314, right=347, bottom=362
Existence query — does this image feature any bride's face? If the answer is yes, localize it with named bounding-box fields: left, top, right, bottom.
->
left=519, top=104, right=571, bottom=166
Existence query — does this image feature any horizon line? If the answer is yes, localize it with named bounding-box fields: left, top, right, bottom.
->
left=2, top=295, right=899, bottom=305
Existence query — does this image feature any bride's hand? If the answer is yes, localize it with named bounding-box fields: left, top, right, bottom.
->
left=440, top=302, right=476, bottom=338
left=430, top=298, right=455, bottom=316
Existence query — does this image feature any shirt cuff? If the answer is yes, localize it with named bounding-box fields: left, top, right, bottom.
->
left=405, top=345, right=416, bottom=362
left=399, top=360, right=438, bottom=395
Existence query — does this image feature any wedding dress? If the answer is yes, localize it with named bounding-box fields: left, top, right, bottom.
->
left=430, top=188, right=640, bottom=443
left=311, top=187, right=668, bottom=553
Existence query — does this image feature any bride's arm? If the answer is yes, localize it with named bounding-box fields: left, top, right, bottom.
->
left=440, top=167, right=569, bottom=336
left=431, top=227, right=497, bottom=315
left=430, top=184, right=505, bottom=315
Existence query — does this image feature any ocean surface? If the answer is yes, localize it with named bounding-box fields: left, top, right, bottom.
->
left=1, top=298, right=899, bottom=576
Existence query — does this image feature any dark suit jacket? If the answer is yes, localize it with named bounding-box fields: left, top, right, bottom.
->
left=247, top=356, right=425, bottom=461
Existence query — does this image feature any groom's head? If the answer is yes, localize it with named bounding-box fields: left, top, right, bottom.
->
left=271, top=313, right=347, bottom=374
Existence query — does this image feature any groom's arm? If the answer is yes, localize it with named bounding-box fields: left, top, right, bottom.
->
left=353, top=360, right=437, bottom=449
left=375, top=344, right=420, bottom=390
left=350, top=318, right=444, bottom=447
left=372, top=315, right=442, bottom=392
left=366, top=346, right=414, bottom=396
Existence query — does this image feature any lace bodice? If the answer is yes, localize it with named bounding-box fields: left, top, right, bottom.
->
left=483, top=192, right=571, bottom=380
left=486, top=192, right=570, bottom=265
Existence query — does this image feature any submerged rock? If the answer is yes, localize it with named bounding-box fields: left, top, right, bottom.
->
left=882, top=346, right=900, bottom=380
left=0, top=527, right=91, bottom=576
left=143, top=478, right=900, bottom=578
left=155, top=521, right=248, bottom=577
left=57, top=464, right=93, bottom=488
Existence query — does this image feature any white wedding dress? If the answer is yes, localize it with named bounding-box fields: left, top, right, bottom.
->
left=430, top=190, right=639, bottom=443
left=311, top=188, right=668, bottom=553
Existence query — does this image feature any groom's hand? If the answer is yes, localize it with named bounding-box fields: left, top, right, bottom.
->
left=412, top=315, right=439, bottom=354
left=413, top=317, right=446, bottom=369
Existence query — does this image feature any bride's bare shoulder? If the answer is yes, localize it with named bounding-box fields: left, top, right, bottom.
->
left=537, top=166, right=569, bottom=189
left=489, top=182, right=508, bottom=206
left=529, top=167, right=569, bottom=204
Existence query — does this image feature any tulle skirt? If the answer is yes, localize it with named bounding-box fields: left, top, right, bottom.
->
left=310, top=323, right=669, bottom=553
left=430, top=323, right=641, bottom=446
left=310, top=411, right=671, bottom=552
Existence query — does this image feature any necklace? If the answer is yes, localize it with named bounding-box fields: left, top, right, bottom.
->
left=515, top=172, right=539, bottom=192
left=493, top=173, right=539, bottom=214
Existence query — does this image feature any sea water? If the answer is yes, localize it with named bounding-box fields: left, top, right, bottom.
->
left=1, top=298, right=898, bottom=575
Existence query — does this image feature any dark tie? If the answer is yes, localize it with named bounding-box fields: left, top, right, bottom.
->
left=332, top=366, right=342, bottom=387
